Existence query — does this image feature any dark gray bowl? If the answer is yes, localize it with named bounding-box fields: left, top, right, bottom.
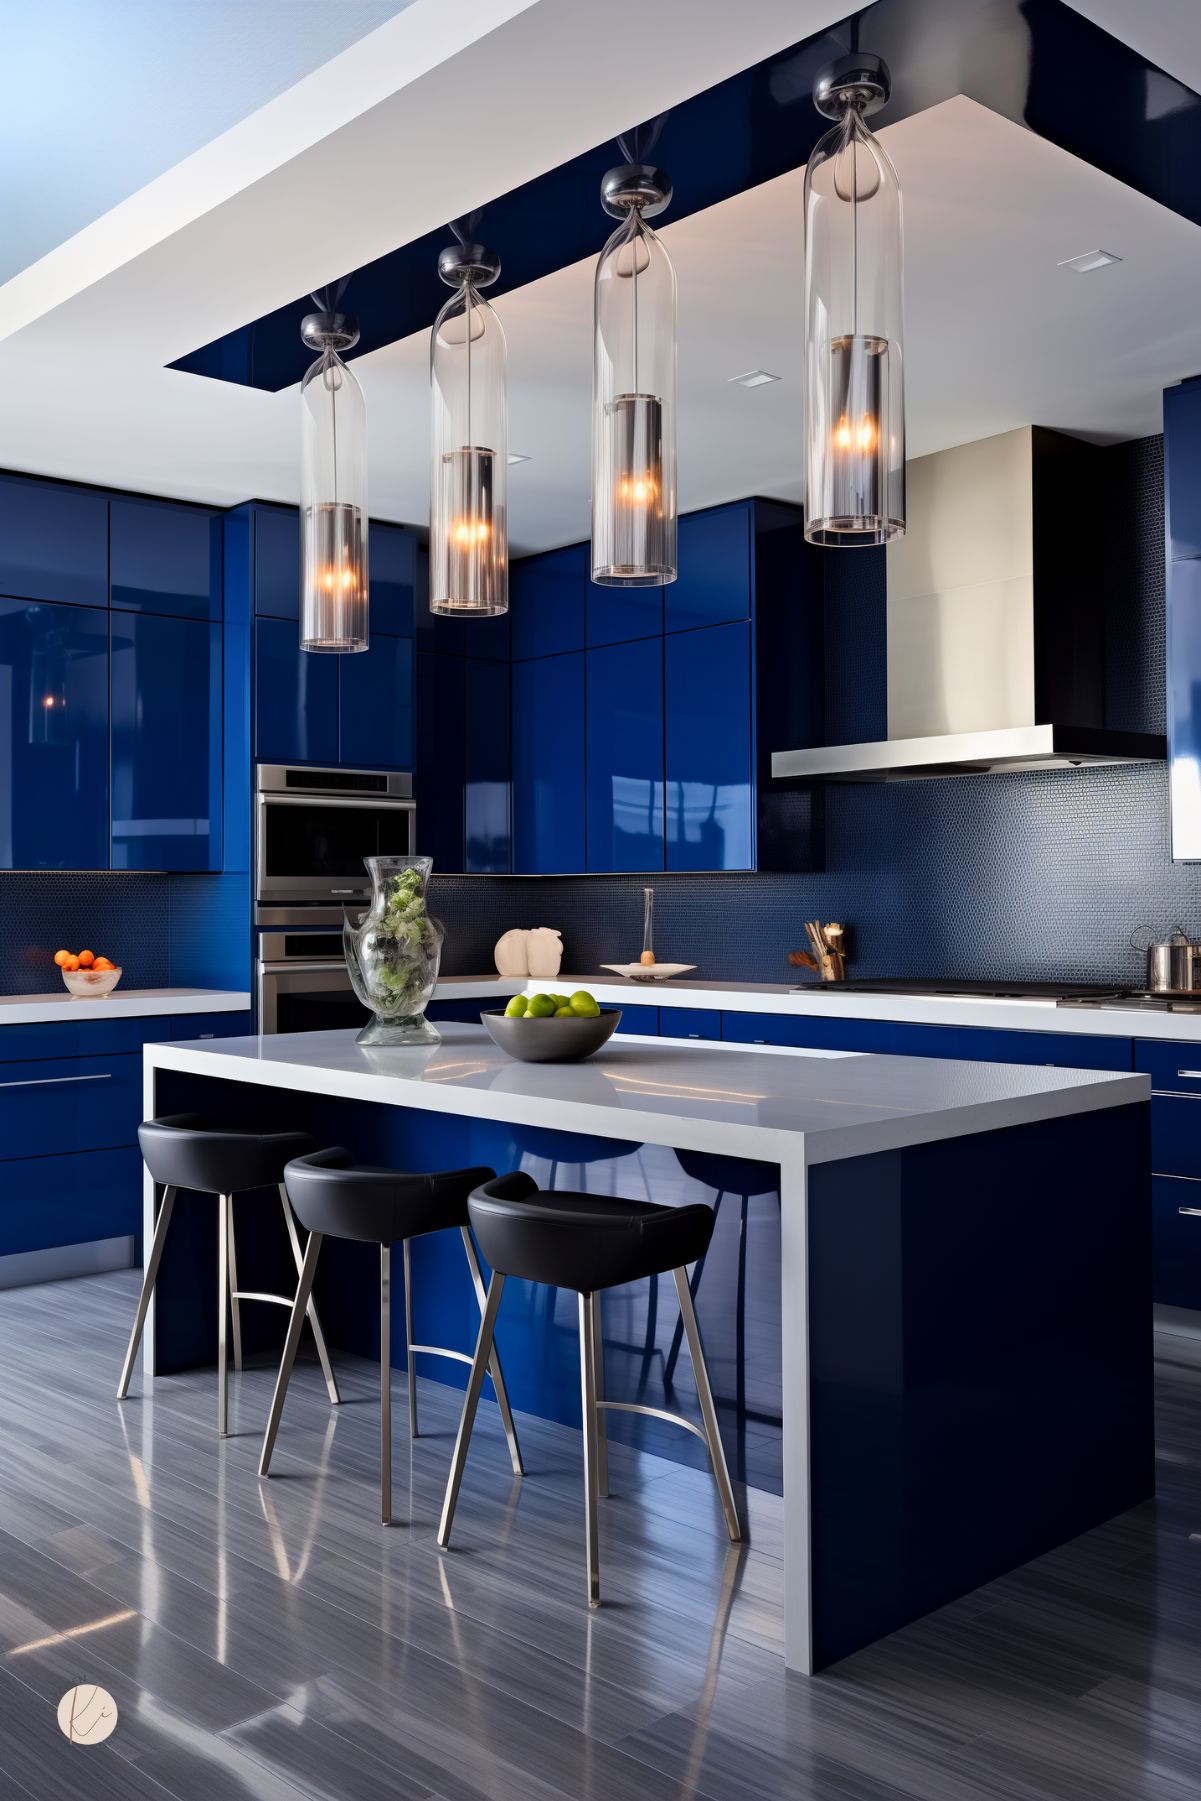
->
left=481, top=1008, right=622, bottom=1063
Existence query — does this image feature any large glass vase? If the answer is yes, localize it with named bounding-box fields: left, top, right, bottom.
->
left=343, top=856, right=444, bottom=1045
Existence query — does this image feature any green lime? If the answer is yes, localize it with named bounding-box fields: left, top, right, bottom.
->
left=569, top=990, right=600, bottom=1018
left=503, top=995, right=528, bottom=1019
left=526, top=993, right=556, bottom=1019
left=554, top=1005, right=574, bottom=1017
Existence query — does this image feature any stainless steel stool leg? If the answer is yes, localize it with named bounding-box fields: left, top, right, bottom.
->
left=592, top=1291, right=609, bottom=1499
left=438, top=1271, right=505, bottom=1548
left=403, top=1238, right=418, bottom=1440
left=381, top=1244, right=392, bottom=1525
left=218, top=1194, right=230, bottom=1438
left=276, top=1185, right=339, bottom=1405
left=258, top=1231, right=323, bottom=1476
left=117, top=1183, right=176, bottom=1398
left=227, top=1194, right=243, bottom=1373
left=579, top=1291, right=601, bottom=1607
left=459, top=1226, right=524, bottom=1477
left=665, top=1191, right=723, bottom=1385
left=672, top=1267, right=741, bottom=1541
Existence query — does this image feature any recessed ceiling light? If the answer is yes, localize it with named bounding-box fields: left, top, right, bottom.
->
left=1058, top=249, right=1122, bottom=274
left=728, top=369, right=781, bottom=388
left=508, top=452, right=531, bottom=465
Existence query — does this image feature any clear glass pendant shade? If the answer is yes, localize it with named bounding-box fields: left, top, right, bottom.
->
left=299, top=345, right=369, bottom=650
left=430, top=280, right=508, bottom=616
left=804, top=106, right=905, bottom=546
left=592, top=208, right=677, bottom=585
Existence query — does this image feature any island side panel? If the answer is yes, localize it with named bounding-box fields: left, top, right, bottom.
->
left=805, top=1100, right=1153, bottom=1671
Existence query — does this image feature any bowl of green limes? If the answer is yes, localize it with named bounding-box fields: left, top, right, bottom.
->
left=481, top=990, right=621, bottom=1063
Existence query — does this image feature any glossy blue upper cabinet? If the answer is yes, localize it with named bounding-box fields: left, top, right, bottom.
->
left=585, top=637, right=664, bottom=872
left=110, top=612, right=221, bottom=870
left=512, top=650, right=585, bottom=873
left=255, top=617, right=338, bottom=765
left=110, top=498, right=221, bottom=620
left=665, top=620, right=752, bottom=870
left=586, top=571, right=663, bottom=648
left=1167, top=553, right=1201, bottom=859
left=465, top=657, right=511, bottom=872
left=0, top=476, right=108, bottom=609
left=0, top=599, right=108, bottom=869
left=511, top=545, right=586, bottom=661
left=370, top=524, right=417, bottom=637
left=339, top=633, right=414, bottom=769
left=1165, top=379, right=1201, bottom=563
left=253, top=505, right=300, bottom=620
left=414, top=544, right=464, bottom=657
left=665, top=502, right=751, bottom=634
left=414, top=650, right=465, bottom=872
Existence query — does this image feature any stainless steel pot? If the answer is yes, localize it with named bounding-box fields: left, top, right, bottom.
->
left=1147, top=933, right=1201, bottom=994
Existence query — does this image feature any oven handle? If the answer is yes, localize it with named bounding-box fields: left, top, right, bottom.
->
left=258, top=794, right=416, bottom=811
left=258, top=960, right=350, bottom=975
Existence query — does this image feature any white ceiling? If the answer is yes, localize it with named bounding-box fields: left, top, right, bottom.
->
left=0, top=0, right=410, bottom=284
left=0, top=0, right=1198, bottom=555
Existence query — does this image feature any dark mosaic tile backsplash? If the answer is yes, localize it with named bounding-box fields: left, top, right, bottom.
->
left=0, top=872, right=171, bottom=993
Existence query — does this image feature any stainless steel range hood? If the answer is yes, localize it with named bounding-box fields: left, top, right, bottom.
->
left=772, top=428, right=1166, bottom=783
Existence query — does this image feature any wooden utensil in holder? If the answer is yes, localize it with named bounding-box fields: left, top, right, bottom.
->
left=789, top=920, right=847, bottom=982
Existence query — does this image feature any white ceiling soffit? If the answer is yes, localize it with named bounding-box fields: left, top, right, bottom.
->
left=1064, top=1, right=1201, bottom=97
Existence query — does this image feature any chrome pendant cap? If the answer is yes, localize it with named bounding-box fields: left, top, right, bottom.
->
left=600, top=163, right=672, bottom=219
left=813, top=51, right=891, bottom=120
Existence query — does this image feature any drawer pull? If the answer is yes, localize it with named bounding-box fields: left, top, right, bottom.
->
left=1179, top=1207, right=1201, bottom=1217
left=1178, top=1070, right=1201, bottom=1080
left=0, top=1073, right=113, bottom=1091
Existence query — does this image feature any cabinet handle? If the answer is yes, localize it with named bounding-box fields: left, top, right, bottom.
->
left=0, top=1073, right=112, bottom=1091
left=1179, top=1207, right=1201, bottom=1217
left=1178, top=1070, right=1201, bottom=1079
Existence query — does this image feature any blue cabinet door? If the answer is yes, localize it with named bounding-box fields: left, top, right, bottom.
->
left=465, top=657, right=511, bottom=872
left=414, top=650, right=465, bottom=871
left=1164, top=378, right=1201, bottom=563
left=253, top=506, right=300, bottom=620
left=665, top=503, right=751, bottom=633
left=339, top=633, right=414, bottom=769
left=658, top=1007, right=720, bottom=1040
left=0, top=598, right=108, bottom=869
left=370, top=523, right=417, bottom=637
left=613, top=1004, right=659, bottom=1035
left=110, top=498, right=221, bottom=620
left=512, top=650, right=585, bottom=872
left=0, top=476, right=108, bottom=608
left=586, top=637, right=664, bottom=872
left=511, top=545, right=587, bottom=661
left=1167, top=553, right=1201, bottom=859
left=111, top=611, right=221, bottom=870
left=255, top=617, right=338, bottom=765
left=665, top=619, right=752, bottom=870
left=586, top=571, right=662, bottom=648
left=1152, top=1174, right=1201, bottom=1308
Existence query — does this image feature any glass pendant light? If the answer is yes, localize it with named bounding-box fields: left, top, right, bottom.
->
left=299, top=294, right=369, bottom=651
left=430, top=234, right=508, bottom=616
left=804, top=52, right=905, bottom=546
left=592, top=136, right=677, bottom=586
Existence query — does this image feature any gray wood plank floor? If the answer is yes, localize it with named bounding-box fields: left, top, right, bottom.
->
left=0, top=1269, right=1195, bottom=1800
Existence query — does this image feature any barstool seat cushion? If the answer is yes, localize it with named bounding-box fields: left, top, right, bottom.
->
left=283, top=1147, right=497, bottom=1244
left=468, top=1171, right=715, bottom=1292
left=139, top=1113, right=314, bottom=1195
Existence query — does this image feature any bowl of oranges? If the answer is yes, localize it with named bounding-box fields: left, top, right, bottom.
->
left=54, top=948, right=121, bottom=999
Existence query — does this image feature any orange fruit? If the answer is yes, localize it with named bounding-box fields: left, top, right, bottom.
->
left=53, top=949, right=71, bottom=967
left=63, top=955, right=80, bottom=972
left=93, top=957, right=114, bottom=971
left=78, top=950, right=95, bottom=967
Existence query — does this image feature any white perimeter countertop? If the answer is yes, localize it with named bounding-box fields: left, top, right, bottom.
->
left=0, top=988, right=251, bottom=1027
left=430, top=975, right=1201, bottom=1044
left=148, top=1024, right=1148, bottom=1167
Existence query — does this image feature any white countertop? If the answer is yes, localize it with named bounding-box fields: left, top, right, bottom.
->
left=0, top=988, right=251, bottom=1027
left=432, top=974, right=1201, bottom=1043
left=148, top=1023, right=1148, bottom=1167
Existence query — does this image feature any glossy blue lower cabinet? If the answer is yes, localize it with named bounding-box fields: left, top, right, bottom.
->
left=169, top=1012, right=253, bottom=1040
left=665, top=620, right=752, bottom=870
left=659, top=1007, right=721, bottom=1040
left=465, top=657, right=510, bottom=872
left=111, top=611, right=222, bottom=870
left=586, top=637, right=664, bottom=872
left=0, top=598, right=109, bottom=870
left=255, top=617, right=338, bottom=765
left=0, top=1054, right=141, bottom=1160
left=339, top=633, right=414, bottom=769
left=1153, top=1173, right=1201, bottom=1307
left=723, top=1010, right=897, bottom=1053
left=1135, top=1038, right=1201, bottom=1093
left=110, top=497, right=221, bottom=620
left=613, top=1003, right=659, bottom=1034
left=512, top=651, right=585, bottom=873
left=0, top=1145, right=143, bottom=1254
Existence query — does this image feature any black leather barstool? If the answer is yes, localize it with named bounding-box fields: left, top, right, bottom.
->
left=438, top=1172, right=740, bottom=1606
left=118, top=1113, right=339, bottom=1436
left=664, top=1151, right=780, bottom=1406
left=259, top=1148, right=524, bottom=1524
